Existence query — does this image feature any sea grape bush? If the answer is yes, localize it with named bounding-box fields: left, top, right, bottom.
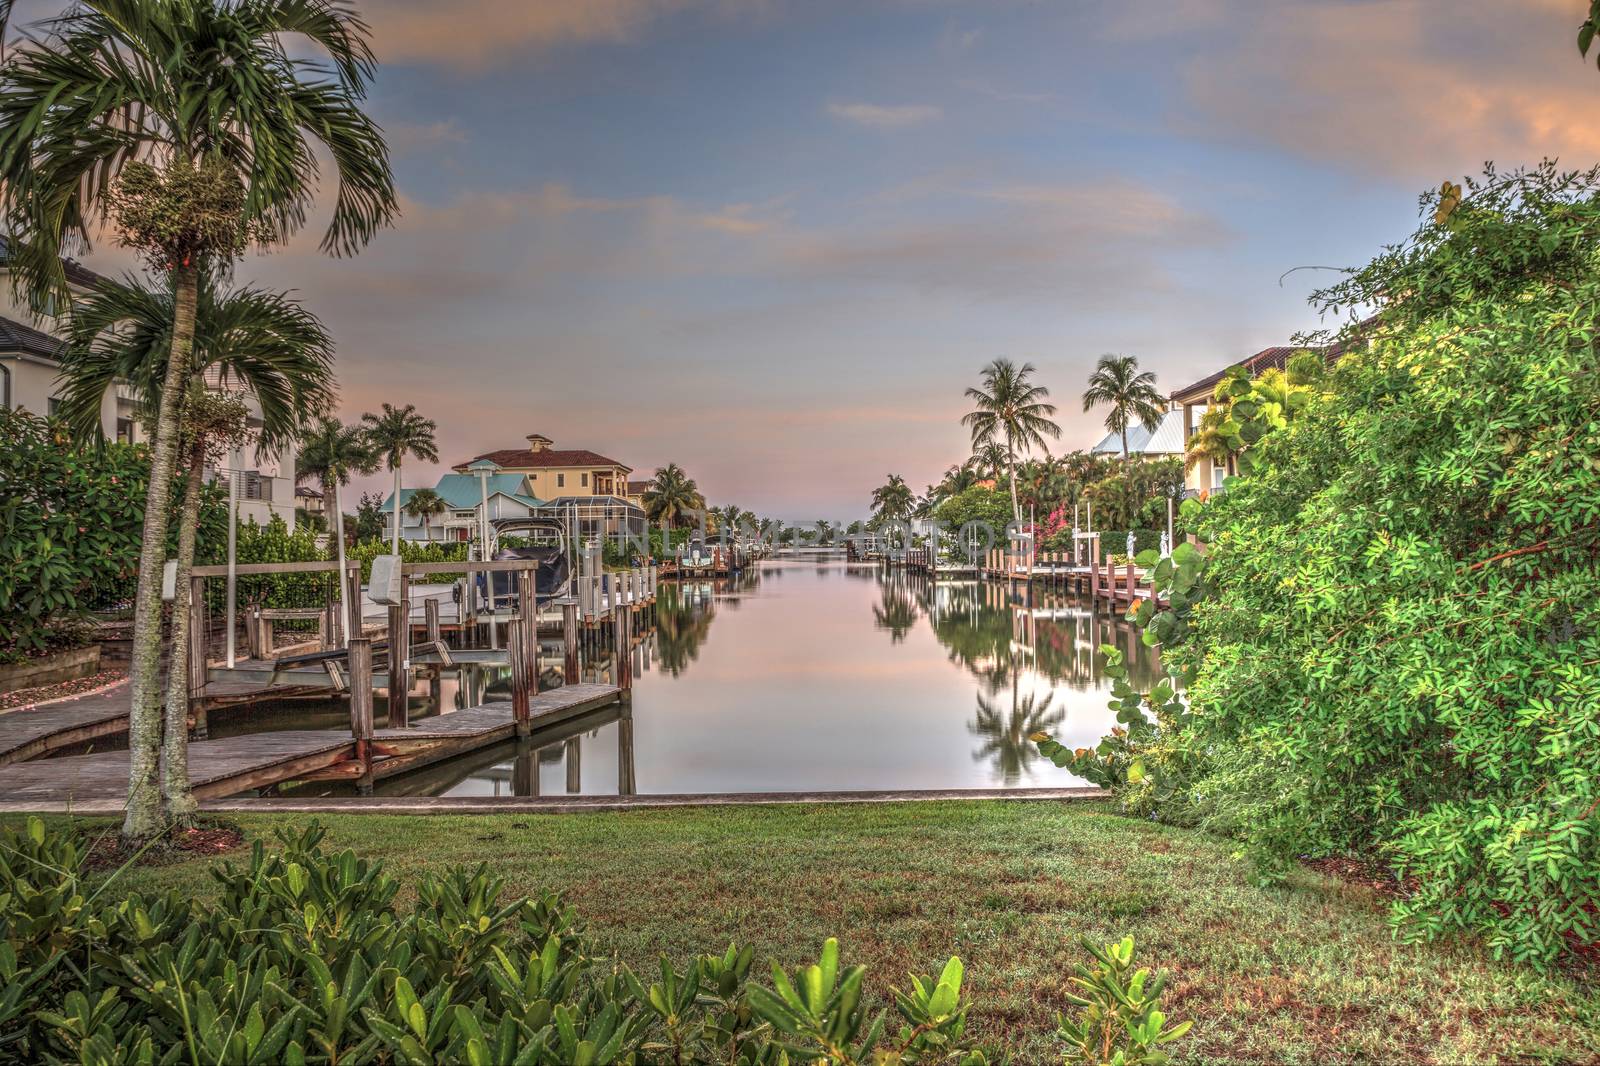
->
left=0, top=819, right=1037, bottom=1063
left=0, top=408, right=224, bottom=658
left=1040, top=162, right=1600, bottom=966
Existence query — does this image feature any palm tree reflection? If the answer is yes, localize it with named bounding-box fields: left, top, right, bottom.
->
left=968, top=669, right=1065, bottom=783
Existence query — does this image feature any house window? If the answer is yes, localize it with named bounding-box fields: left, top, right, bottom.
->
left=581, top=472, right=588, bottom=487
left=115, top=417, right=134, bottom=444
left=557, top=473, right=565, bottom=488
left=0, top=363, right=8, bottom=408
left=47, top=395, right=62, bottom=417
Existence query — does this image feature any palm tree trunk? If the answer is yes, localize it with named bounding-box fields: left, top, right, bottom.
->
left=391, top=461, right=402, bottom=557
left=1005, top=432, right=1020, bottom=524
left=123, top=262, right=199, bottom=845
left=1122, top=427, right=1130, bottom=466
left=161, top=450, right=205, bottom=827
left=331, top=477, right=354, bottom=643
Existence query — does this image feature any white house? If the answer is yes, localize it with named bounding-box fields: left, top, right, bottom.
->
left=0, top=241, right=299, bottom=528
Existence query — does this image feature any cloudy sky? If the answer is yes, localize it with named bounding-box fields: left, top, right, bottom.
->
left=28, top=0, right=1600, bottom=519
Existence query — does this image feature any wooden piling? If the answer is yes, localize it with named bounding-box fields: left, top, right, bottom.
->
left=562, top=599, right=580, bottom=683
left=564, top=736, right=581, bottom=793
left=614, top=603, right=633, bottom=692
left=388, top=571, right=411, bottom=728
left=508, top=621, right=531, bottom=736
left=348, top=637, right=374, bottom=793
left=424, top=595, right=441, bottom=645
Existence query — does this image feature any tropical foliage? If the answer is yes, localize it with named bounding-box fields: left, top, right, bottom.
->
left=0, top=818, right=1015, bottom=1063
left=1044, top=163, right=1600, bottom=966
left=642, top=463, right=706, bottom=529
left=869, top=473, right=915, bottom=528
left=1082, top=354, right=1163, bottom=464
left=962, top=359, right=1060, bottom=521
left=362, top=403, right=438, bottom=555
left=0, top=409, right=223, bottom=660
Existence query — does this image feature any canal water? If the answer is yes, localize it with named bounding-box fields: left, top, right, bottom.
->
left=215, top=560, right=1159, bottom=797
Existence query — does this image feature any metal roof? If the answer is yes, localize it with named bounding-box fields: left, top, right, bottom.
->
left=383, top=473, right=543, bottom=513
left=1089, top=408, right=1187, bottom=457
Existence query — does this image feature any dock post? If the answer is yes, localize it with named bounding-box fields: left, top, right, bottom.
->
left=1125, top=560, right=1136, bottom=604
left=345, top=564, right=363, bottom=645
left=425, top=595, right=441, bottom=645
left=186, top=575, right=208, bottom=737
left=562, top=599, right=580, bottom=683
left=564, top=736, right=581, bottom=793
left=613, top=602, right=633, bottom=694
left=509, top=621, right=531, bottom=736
left=618, top=702, right=636, bottom=795
left=388, top=570, right=411, bottom=728
left=348, top=637, right=374, bottom=793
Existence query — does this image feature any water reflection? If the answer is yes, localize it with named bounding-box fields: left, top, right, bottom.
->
left=234, top=561, right=1157, bottom=797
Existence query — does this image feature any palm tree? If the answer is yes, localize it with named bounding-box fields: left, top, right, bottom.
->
left=0, top=0, right=395, bottom=843
left=403, top=488, right=448, bottom=541
left=960, top=358, right=1062, bottom=521
left=870, top=473, right=915, bottom=528
left=362, top=404, right=439, bottom=556
left=970, top=442, right=1009, bottom=483
left=1082, top=354, right=1164, bottom=466
left=57, top=272, right=335, bottom=824
left=962, top=359, right=1060, bottom=522
left=641, top=463, right=706, bottom=530
left=298, top=419, right=378, bottom=644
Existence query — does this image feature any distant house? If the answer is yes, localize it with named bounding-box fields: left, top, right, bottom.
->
left=0, top=239, right=301, bottom=529
left=451, top=433, right=646, bottom=540
left=1088, top=408, right=1188, bottom=461
left=1170, top=333, right=1363, bottom=495
left=381, top=472, right=544, bottom=542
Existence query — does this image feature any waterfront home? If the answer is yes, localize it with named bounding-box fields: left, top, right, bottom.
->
left=381, top=472, right=545, bottom=542
left=452, top=433, right=647, bottom=539
left=0, top=240, right=301, bottom=528
left=1088, top=408, right=1187, bottom=461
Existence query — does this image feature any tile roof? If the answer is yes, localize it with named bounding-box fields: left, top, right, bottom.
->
left=1169, top=320, right=1374, bottom=405
left=1090, top=408, right=1187, bottom=457
left=0, top=313, right=64, bottom=359
left=626, top=479, right=653, bottom=496
left=454, top=447, right=631, bottom=473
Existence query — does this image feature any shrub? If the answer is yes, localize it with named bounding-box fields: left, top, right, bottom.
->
left=1043, top=163, right=1600, bottom=966
left=1057, top=936, right=1191, bottom=1066
left=0, top=409, right=224, bottom=659
left=0, top=818, right=1017, bottom=1063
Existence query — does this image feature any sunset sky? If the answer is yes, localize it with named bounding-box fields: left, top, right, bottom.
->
left=25, top=0, right=1600, bottom=519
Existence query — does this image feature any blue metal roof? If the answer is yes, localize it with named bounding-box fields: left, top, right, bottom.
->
left=383, top=473, right=543, bottom=513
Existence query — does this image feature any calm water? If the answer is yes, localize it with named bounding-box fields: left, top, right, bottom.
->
left=219, top=560, right=1159, bottom=797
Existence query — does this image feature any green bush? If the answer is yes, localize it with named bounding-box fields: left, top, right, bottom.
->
left=0, top=818, right=1023, bottom=1064
left=349, top=538, right=469, bottom=582
left=0, top=409, right=224, bottom=660
left=1057, top=936, right=1191, bottom=1066
left=1047, top=163, right=1600, bottom=967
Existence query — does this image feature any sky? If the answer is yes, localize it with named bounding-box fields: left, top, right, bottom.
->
left=22, top=0, right=1600, bottom=520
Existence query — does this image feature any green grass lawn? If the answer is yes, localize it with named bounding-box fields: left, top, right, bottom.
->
left=79, top=801, right=1599, bottom=1063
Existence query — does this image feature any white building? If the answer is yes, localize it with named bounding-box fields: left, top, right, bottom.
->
left=0, top=242, right=299, bottom=528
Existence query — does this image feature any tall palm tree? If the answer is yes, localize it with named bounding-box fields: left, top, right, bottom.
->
left=970, top=442, right=1010, bottom=483
left=403, top=488, right=448, bottom=541
left=0, top=0, right=395, bottom=843
left=57, top=272, right=335, bottom=824
left=298, top=419, right=377, bottom=644
left=1082, top=354, right=1164, bottom=466
left=362, top=403, right=438, bottom=556
left=641, top=463, right=706, bottom=530
left=962, top=359, right=1060, bottom=523
left=870, top=473, right=915, bottom=528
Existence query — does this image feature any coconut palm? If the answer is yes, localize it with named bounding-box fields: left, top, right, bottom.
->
left=641, top=463, right=706, bottom=530
left=870, top=473, right=915, bottom=528
left=970, top=682, right=1064, bottom=785
left=362, top=404, right=438, bottom=556
left=56, top=272, right=335, bottom=823
left=1082, top=354, right=1164, bottom=465
left=403, top=488, right=448, bottom=541
left=970, top=442, right=1009, bottom=483
left=298, top=419, right=378, bottom=643
left=962, top=359, right=1060, bottom=522
left=0, top=0, right=395, bottom=842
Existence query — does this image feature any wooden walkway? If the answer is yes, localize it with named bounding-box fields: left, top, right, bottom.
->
left=0, top=682, right=143, bottom=765
left=0, top=683, right=624, bottom=812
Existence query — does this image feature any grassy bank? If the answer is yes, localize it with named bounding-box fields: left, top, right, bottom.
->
left=75, top=801, right=1599, bottom=1063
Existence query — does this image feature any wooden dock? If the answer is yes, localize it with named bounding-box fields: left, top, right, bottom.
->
left=0, top=682, right=624, bottom=811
